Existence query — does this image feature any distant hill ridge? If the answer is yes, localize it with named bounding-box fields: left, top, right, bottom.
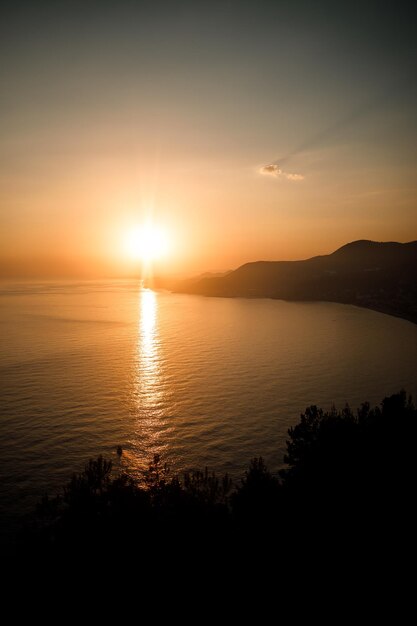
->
left=174, top=240, right=417, bottom=324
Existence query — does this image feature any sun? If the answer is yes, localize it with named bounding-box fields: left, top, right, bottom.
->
left=125, top=223, right=169, bottom=263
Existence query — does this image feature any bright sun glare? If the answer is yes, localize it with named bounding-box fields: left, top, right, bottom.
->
left=125, top=224, right=169, bottom=263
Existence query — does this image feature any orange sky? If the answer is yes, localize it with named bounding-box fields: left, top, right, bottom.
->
left=1, top=1, right=416, bottom=279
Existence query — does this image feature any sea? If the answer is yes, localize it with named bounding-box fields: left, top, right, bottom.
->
left=1, top=280, right=416, bottom=540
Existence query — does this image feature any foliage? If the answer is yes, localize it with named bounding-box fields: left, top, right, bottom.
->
left=20, top=390, right=417, bottom=557
left=231, top=457, right=281, bottom=525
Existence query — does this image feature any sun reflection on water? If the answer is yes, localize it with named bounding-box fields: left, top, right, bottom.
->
left=127, top=288, right=168, bottom=472
left=139, top=289, right=159, bottom=396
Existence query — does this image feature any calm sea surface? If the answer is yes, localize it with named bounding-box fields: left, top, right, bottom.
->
left=1, top=280, right=417, bottom=536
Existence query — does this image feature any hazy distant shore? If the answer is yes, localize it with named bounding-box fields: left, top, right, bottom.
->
left=170, top=290, right=417, bottom=326
left=173, top=240, right=417, bottom=326
left=348, top=300, right=417, bottom=325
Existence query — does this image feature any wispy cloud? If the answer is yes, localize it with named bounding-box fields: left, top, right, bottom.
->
left=262, top=164, right=280, bottom=175
left=285, top=172, right=304, bottom=181
left=260, top=164, right=304, bottom=181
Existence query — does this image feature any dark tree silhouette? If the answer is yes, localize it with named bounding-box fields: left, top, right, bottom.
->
left=279, top=390, right=417, bottom=541
left=231, top=457, right=281, bottom=527
left=17, top=390, right=416, bottom=560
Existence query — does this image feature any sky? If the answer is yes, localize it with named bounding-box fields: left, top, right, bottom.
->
left=1, top=0, right=416, bottom=278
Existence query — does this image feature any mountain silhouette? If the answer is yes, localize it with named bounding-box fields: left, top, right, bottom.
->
left=175, top=240, right=417, bottom=323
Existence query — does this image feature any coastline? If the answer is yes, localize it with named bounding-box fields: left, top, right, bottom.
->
left=173, top=289, right=417, bottom=326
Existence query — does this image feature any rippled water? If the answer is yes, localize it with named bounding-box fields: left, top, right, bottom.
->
left=1, top=280, right=417, bottom=535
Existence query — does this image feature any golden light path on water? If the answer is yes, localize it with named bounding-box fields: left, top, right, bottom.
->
left=128, top=288, right=170, bottom=473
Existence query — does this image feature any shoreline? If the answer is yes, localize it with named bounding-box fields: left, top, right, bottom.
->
left=173, top=289, right=417, bottom=326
